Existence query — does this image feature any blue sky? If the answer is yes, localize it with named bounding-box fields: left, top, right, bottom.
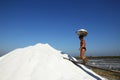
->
left=0, top=0, right=120, bottom=56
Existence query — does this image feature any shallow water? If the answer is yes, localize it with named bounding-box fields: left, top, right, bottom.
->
left=78, top=58, right=120, bottom=71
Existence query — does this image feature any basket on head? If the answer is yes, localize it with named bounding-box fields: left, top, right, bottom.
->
left=76, top=29, right=88, bottom=37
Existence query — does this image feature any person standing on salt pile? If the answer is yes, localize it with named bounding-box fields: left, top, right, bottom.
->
left=76, top=29, right=88, bottom=65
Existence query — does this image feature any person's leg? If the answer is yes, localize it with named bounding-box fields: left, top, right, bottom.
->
left=80, top=48, right=86, bottom=59
left=80, top=48, right=88, bottom=65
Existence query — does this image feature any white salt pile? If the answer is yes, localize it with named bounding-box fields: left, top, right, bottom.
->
left=0, top=43, right=106, bottom=80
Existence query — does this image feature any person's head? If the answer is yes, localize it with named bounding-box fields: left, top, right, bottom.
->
left=79, top=35, right=84, bottom=40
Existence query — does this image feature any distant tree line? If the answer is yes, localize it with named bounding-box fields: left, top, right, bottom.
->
left=75, top=56, right=120, bottom=59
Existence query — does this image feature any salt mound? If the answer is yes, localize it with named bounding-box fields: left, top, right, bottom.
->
left=0, top=43, right=106, bottom=80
